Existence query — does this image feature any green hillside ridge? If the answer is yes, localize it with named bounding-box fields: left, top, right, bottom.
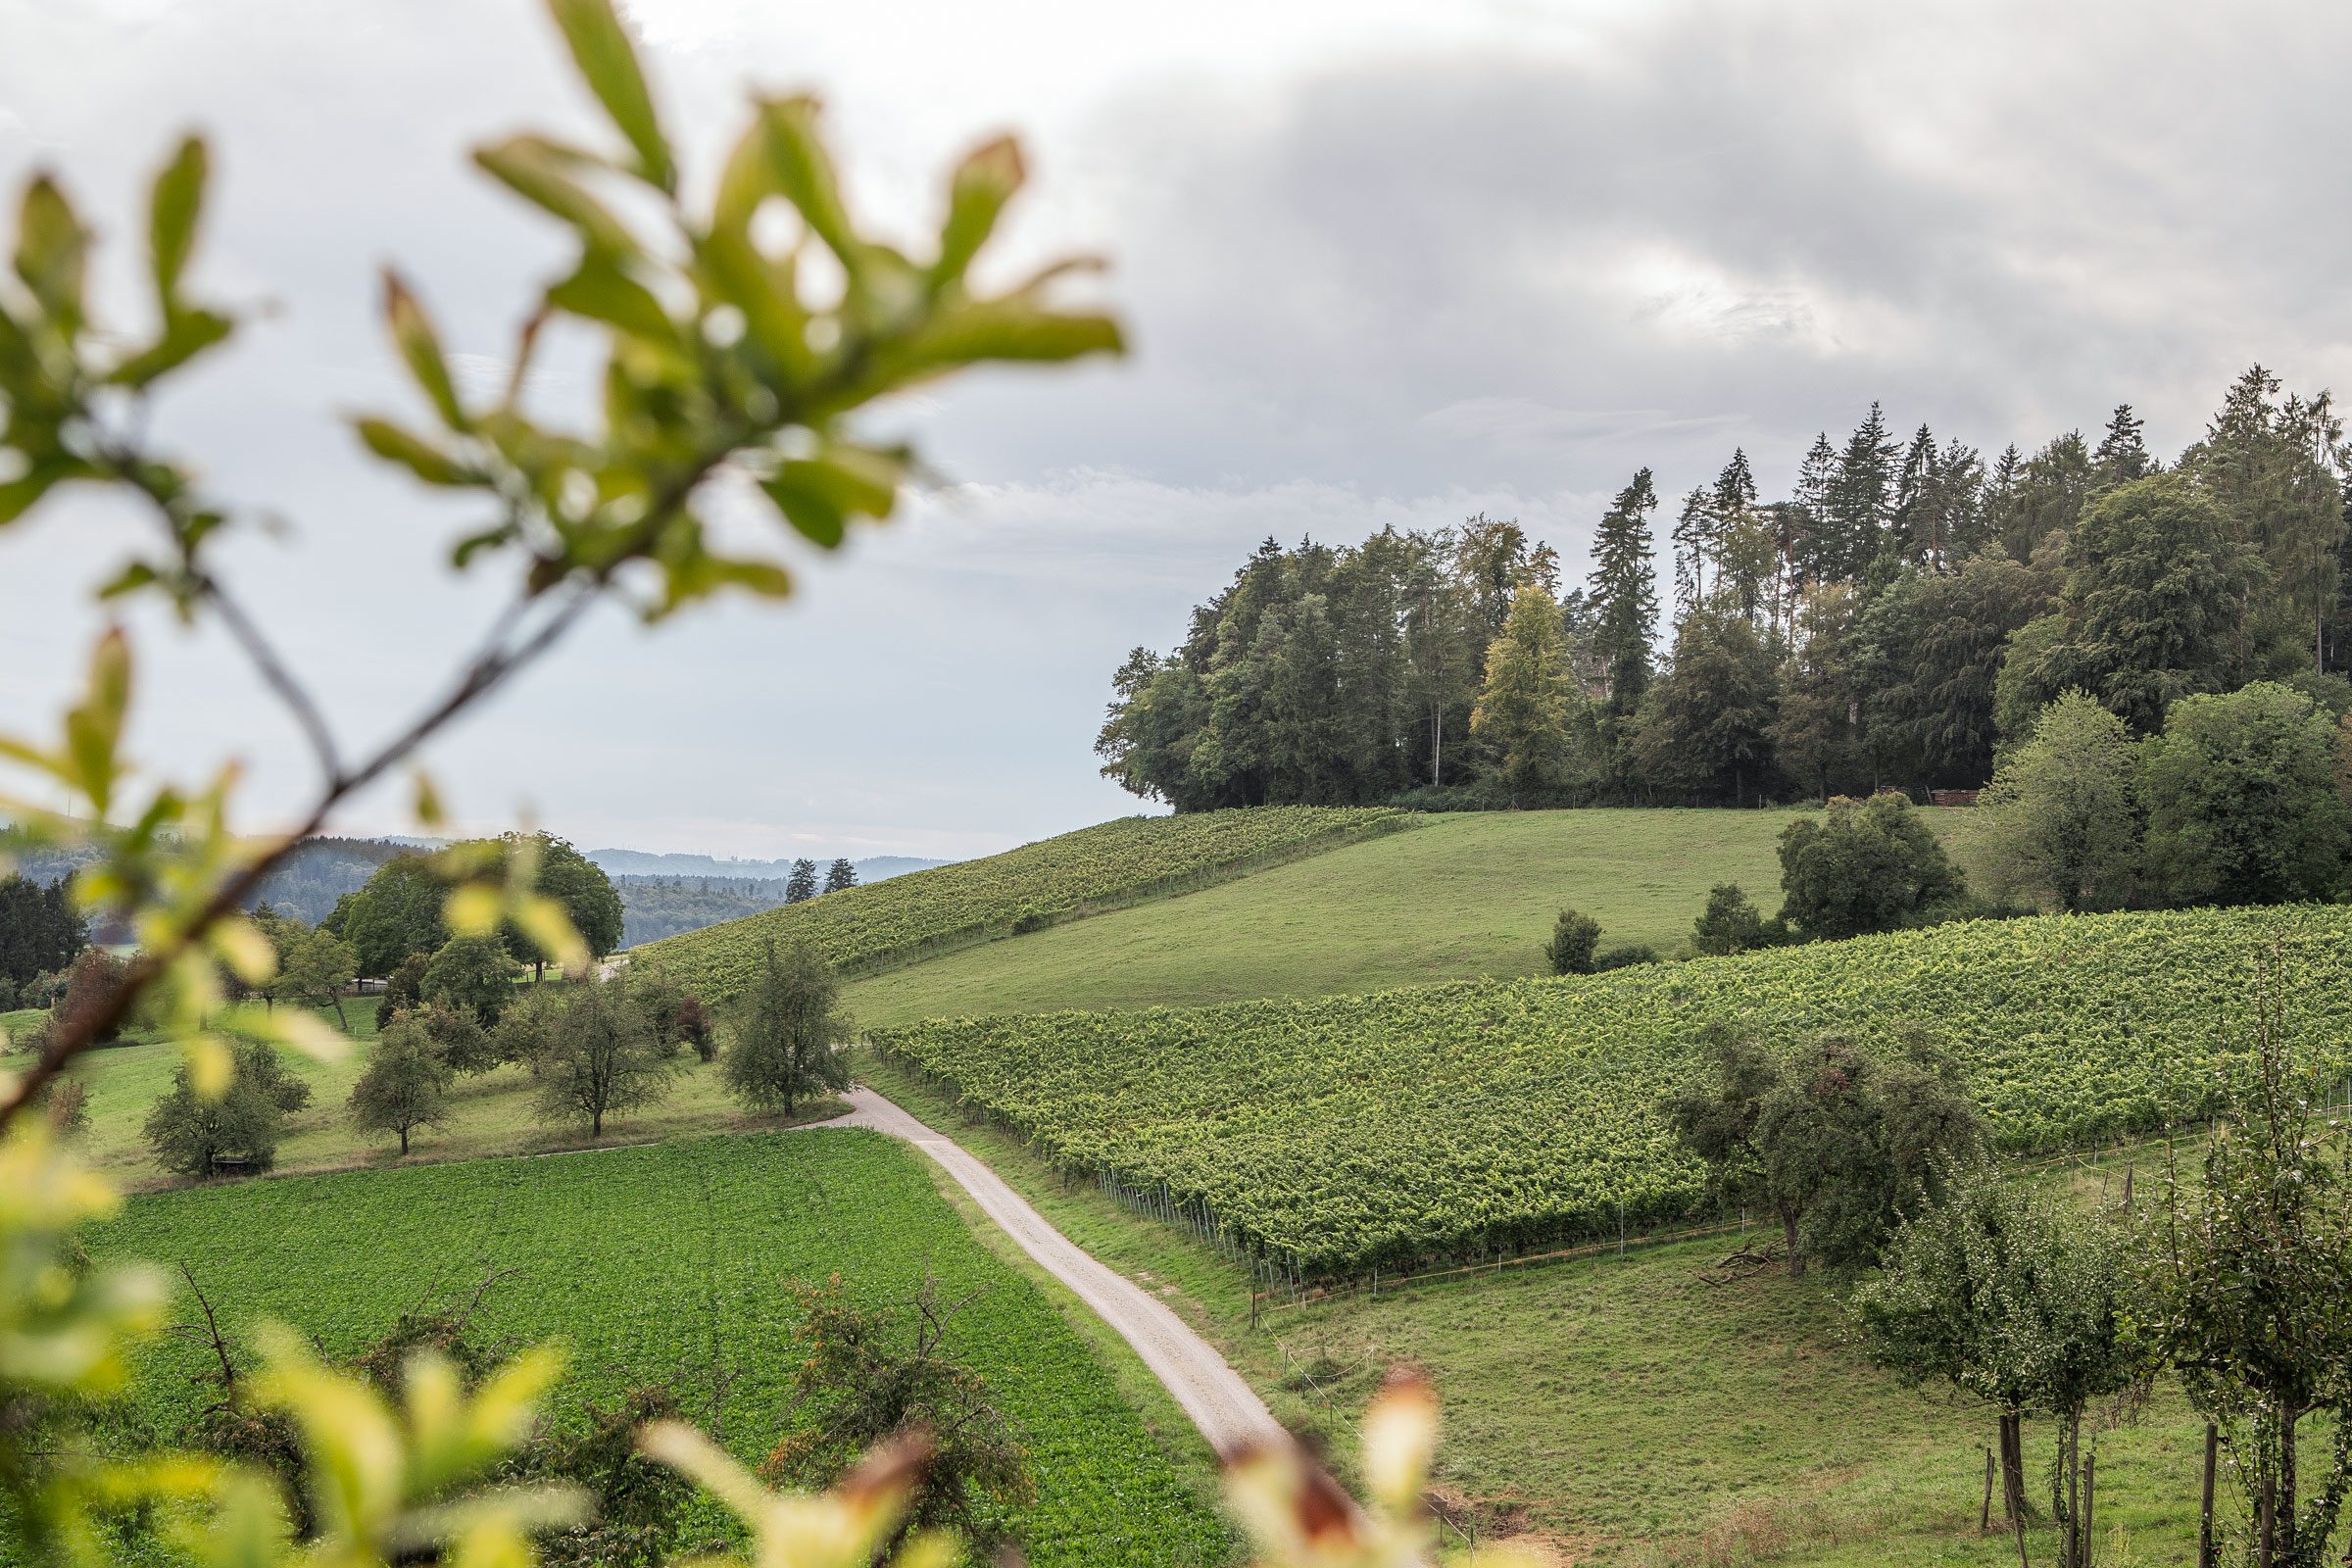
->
left=85, top=1130, right=1235, bottom=1566
left=873, top=904, right=2349, bottom=1277
left=635, top=806, right=1408, bottom=998
left=848, top=807, right=1950, bottom=1027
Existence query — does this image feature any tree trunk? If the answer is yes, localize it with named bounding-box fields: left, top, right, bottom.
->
left=535, top=958, right=546, bottom=983
left=2082, top=1451, right=2094, bottom=1568
left=2008, top=1416, right=2032, bottom=1568
left=399, top=1126, right=410, bottom=1155
left=1781, top=1206, right=1803, bottom=1276
left=2279, top=1407, right=2298, bottom=1564
left=330, top=992, right=349, bottom=1030
left=592, top=1106, right=604, bottom=1138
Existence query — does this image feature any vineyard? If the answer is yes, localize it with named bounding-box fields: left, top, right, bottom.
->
left=86, top=1129, right=1233, bottom=1566
left=637, top=807, right=1408, bottom=999
left=873, top=905, right=2352, bottom=1280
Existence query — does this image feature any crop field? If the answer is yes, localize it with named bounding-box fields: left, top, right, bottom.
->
left=874, top=905, right=2352, bottom=1277
left=637, top=806, right=1408, bottom=1000
left=85, top=1130, right=1235, bottom=1566
left=848, top=807, right=1931, bottom=1027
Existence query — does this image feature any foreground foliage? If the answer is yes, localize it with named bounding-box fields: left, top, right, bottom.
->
left=876, top=904, right=2352, bottom=1277
left=640, top=807, right=1408, bottom=1000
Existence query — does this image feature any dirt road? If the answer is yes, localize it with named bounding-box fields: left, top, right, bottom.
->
left=825, top=1086, right=1284, bottom=1454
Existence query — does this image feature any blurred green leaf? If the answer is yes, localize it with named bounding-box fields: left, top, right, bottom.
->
left=879, top=294, right=1122, bottom=384
left=935, top=136, right=1022, bottom=286
left=382, top=271, right=468, bottom=431
left=61, top=628, right=130, bottom=815
left=354, top=416, right=474, bottom=487
left=546, top=0, right=674, bottom=192
left=545, top=253, right=678, bottom=346
left=148, top=135, right=208, bottom=306
left=13, top=175, right=88, bottom=328
left=107, top=307, right=232, bottom=389
left=472, top=135, right=638, bottom=258
left=755, top=98, right=858, bottom=268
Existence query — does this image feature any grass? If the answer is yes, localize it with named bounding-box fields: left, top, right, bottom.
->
left=846, top=808, right=1956, bottom=1029
left=84, top=1128, right=1239, bottom=1567
left=858, top=1052, right=2217, bottom=1565
left=54, top=995, right=849, bottom=1189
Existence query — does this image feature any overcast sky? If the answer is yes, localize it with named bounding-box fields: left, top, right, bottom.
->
left=3, top=0, right=2349, bottom=861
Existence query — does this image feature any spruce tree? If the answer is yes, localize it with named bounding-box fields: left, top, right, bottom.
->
left=1890, top=423, right=1939, bottom=568
left=2091, top=403, right=2152, bottom=489
left=1791, top=432, right=1838, bottom=586
left=784, top=858, right=819, bottom=904
left=1586, top=468, right=1660, bottom=719
left=822, top=858, right=858, bottom=895
left=1670, top=486, right=1715, bottom=615
left=1828, top=402, right=1898, bottom=579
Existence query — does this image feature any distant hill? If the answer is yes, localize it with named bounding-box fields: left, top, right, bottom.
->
left=586, top=849, right=947, bottom=883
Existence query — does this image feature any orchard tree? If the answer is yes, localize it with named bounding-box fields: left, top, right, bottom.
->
left=1851, top=1161, right=2141, bottom=1565
left=1690, top=883, right=1777, bottom=956
left=1777, top=793, right=1963, bottom=941
left=1969, top=691, right=2141, bottom=911
left=2146, top=986, right=2352, bottom=1568
left=2139, top=681, right=2350, bottom=906
left=530, top=981, right=675, bottom=1138
left=724, top=939, right=851, bottom=1115
left=271, top=927, right=357, bottom=1029
left=421, top=934, right=520, bottom=1027
left=1661, top=1026, right=1981, bottom=1276
left=822, top=858, right=858, bottom=895
left=784, top=858, right=820, bottom=904
left=348, top=1013, right=452, bottom=1155
left=143, top=1042, right=310, bottom=1177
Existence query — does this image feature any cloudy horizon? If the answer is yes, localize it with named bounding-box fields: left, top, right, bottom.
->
left=4, top=0, right=2347, bottom=861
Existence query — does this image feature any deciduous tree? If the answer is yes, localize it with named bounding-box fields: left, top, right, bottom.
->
left=348, top=1013, right=452, bottom=1155
left=1777, top=793, right=1962, bottom=940
left=723, top=939, right=851, bottom=1115
left=1968, top=691, right=2141, bottom=911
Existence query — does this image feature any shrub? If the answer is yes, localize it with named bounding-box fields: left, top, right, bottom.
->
left=1691, top=883, right=1775, bottom=956
left=1544, top=909, right=1602, bottom=975
left=1778, top=793, right=1963, bottom=941
left=1592, top=944, right=1662, bottom=971
left=143, top=1042, right=305, bottom=1177
left=676, top=995, right=715, bottom=1062
left=1010, top=905, right=1052, bottom=935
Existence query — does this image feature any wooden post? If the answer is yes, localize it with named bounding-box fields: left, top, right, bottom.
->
left=2082, top=1452, right=2094, bottom=1568
left=2200, top=1420, right=2218, bottom=1568
left=1982, top=1446, right=1995, bottom=1533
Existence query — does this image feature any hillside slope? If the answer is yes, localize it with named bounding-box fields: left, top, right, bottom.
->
left=875, top=904, right=2350, bottom=1276
left=635, top=806, right=1408, bottom=999
left=848, top=808, right=1958, bottom=1027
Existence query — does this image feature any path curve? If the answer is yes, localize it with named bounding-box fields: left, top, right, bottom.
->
left=821, top=1085, right=1284, bottom=1454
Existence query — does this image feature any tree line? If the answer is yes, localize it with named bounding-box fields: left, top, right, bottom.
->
left=1098, top=369, right=2352, bottom=809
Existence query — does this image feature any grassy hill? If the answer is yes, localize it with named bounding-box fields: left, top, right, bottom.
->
left=86, top=1129, right=1235, bottom=1566
left=635, top=806, right=1408, bottom=998
left=847, top=807, right=1957, bottom=1029
left=874, top=904, right=2351, bottom=1277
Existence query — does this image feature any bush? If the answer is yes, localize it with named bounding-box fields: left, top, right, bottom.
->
left=1010, top=905, right=1052, bottom=935
left=58, top=949, right=130, bottom=1045
left=1690, top=883, right=1781, bottom=956
left=144, top=1041, right=305, bottom=1177
left=1544, top=909, right=1603, bottom=975
left=1778, top=794, right=1964, bottom=941
left=676, top=995, right=715, bottom=1062
left=1592, top=944, right=1662, bottom=971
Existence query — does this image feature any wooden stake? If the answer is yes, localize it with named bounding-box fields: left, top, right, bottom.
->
left=1982, top=1446, right=1995, bottom=1533
left=2199, top=1420, right=2218, bottom=1568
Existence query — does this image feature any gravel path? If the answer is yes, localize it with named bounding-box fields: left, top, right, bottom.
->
left=824, top=1085, right=1284, bottom=1454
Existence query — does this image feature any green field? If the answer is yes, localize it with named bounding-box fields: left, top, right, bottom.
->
left=859, top=1052, right=2210, bottom=1565
left=876, top=905, right=2349, bottom=1276
left=85, top=1129, right=1235, bottom=1566
left=846, top=808, right=1955, bottom=1029
left=60, top=997, right=847, bottom=1187
left=636, top=807, right=1409, bottom=1001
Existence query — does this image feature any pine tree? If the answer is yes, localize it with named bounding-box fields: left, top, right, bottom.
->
left=1935, top=437, right=1987, bottom=564
left=1469, top=583, right=1580, bottom=805
left=2091, top=403, right=2152, bottom=489
left=1586, top=468, right=1660, bottom=718
left=822, top=858, right=858, bottom=895
left=784, top=858, right=819, bottom=904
